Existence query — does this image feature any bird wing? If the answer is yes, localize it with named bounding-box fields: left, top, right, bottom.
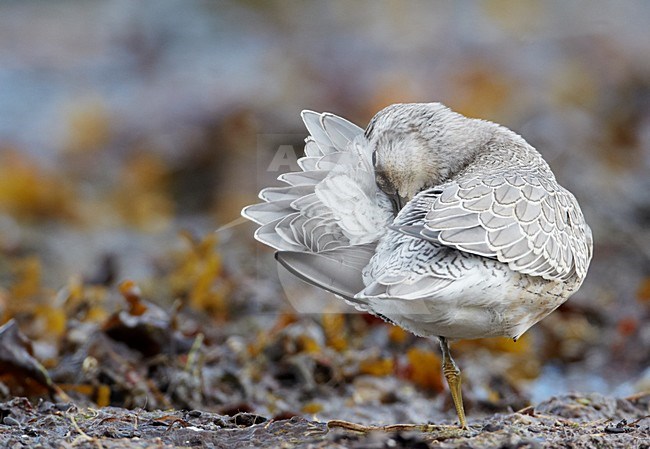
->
left=391, top=166, right=593, bottom=283
left=242, top=111, right=394, bottom=300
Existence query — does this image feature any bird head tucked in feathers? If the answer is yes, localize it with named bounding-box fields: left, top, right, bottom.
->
left=365, top=103, right=495, bottom=210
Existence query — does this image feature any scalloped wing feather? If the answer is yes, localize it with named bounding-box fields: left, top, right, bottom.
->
left=412, top=169, right=592, bottom=282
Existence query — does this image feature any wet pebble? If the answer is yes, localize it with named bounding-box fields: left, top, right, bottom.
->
left=232, top=412, right=267, bottom=427
left=2, top=416, right=20, bottom=426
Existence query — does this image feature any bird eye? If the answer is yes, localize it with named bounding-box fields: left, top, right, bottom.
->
left=371, top=150, right=377, bottom=166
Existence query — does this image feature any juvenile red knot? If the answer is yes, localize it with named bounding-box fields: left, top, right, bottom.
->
left=242, top=103, right=593, bottom=429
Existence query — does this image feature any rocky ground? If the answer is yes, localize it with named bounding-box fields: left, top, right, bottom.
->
left=1, top=393, right=648, bottom=449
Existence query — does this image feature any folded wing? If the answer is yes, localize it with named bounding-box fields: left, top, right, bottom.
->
left=392, top=167, right=593, bottom=283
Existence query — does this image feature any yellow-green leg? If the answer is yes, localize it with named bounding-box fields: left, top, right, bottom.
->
left=439, top=337, right=468, bottom=429
left=326, top=336, right=471, bottom=435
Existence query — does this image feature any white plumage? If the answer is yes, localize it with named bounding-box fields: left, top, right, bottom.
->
left=242, top=103, right=594, bottom=428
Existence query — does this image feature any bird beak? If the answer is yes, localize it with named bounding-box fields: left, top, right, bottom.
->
left=390, top=193, right=407, bottom=215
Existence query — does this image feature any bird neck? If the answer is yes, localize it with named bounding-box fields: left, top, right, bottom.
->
left=427, top=117, right=496, bottom=184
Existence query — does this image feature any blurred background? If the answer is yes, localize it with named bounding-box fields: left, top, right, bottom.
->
left=0, top=0, right=648, bottom=423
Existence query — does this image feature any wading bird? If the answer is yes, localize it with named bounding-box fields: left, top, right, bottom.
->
left=242, top=103, right=592, bottom=429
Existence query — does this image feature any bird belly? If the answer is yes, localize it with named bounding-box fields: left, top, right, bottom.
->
left=366, top=259, right=570, bottom=340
